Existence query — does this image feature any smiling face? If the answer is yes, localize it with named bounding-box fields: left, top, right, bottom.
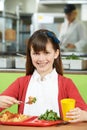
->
left=30, top=41, right=59, bottom=77
left=26, top=29, right=63, bottom=76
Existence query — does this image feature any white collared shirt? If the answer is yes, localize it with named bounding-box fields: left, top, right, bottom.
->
left=23, top=69, right=60, bottom=116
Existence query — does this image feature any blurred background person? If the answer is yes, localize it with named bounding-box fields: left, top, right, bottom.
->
left=59, top=4, right=87, bottom=52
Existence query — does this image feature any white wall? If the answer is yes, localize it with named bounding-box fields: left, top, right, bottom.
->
left=23, top=0, right=37, bottom=13
left=5, top=0, right=20, bottom=13
left=5, top=0, right=37, bottom=13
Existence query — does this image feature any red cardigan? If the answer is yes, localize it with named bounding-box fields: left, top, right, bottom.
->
left=0, top=74, right=87, bottom=116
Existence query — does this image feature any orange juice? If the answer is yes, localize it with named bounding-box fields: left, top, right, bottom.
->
left=61, top=98, right=76, bottom=121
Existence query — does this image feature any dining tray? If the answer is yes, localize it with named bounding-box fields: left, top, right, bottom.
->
left=0, top=116, right=63, bottom=127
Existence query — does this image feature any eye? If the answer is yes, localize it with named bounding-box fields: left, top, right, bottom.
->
left=45, top=51, right=50, bottom=54
left=33, top=52, right=40, bottom=55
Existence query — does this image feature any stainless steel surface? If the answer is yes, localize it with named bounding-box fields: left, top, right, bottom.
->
left=0, top=57, right=13, bottom=68
left=61, top=52, right=87, bottom=57
left=39, top=0, right=87, bottom=4
left=62, top=59, right=87, bottom=70
left=16, top=53, right=26, bottom=58
left=15, top=57, right=26, bottom=69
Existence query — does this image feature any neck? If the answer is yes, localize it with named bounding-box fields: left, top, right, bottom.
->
left=38, top=69, right=53, bottom=79
left=69, top=18, right=75, bottom=24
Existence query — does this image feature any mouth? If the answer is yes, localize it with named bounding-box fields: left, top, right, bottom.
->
left=37, top=62, right=48, bottom=67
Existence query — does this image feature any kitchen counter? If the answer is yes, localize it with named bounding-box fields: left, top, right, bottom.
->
left=64, top=69, right=87, bottom=75
left=0, top=69, right=25, bottom=73
left=0, top=51, right=87, bottom=74
left=0, top=69, right=87, bottom=75
left=61, top=51, right=87, bottom=57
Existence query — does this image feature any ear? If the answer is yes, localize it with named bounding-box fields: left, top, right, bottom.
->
left=54, top=49, right=59, bottom=59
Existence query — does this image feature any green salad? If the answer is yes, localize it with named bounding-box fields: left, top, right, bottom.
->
left=66, top=54, right=80, bottom=60
left=38, top=110, right=60, bottom=121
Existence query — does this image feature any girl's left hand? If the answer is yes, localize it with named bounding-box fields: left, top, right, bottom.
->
left=66, top=107, right=87, bottom=122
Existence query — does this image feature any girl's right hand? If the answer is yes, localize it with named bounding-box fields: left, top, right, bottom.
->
left=0, top=95, right=19, bottom=108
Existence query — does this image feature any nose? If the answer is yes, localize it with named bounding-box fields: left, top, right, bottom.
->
left=38, top=54, right=45, bottom=61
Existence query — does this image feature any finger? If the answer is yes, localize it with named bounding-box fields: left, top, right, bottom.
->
left=66, top=110, right=76, bottom=116
left=67, top=107, right=80, bottom=115
left=68, top=118, right=80, bottom=123
left=6, top=96, right=18, bottom=104
left=66, top=116, right=80, bottom=123
left=66, top=113, right=80, bottom=122
left=66, top=114, right=80, bottom=118
left=2, top=96, right=18, bottom=106
left=0, top=102, right=11, bottom=108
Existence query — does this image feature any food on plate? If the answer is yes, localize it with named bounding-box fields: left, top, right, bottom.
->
left=38, top=110, right=61, bottom=121
left=0, top=111, right=29, bottom=122
left=26, top=96, right=37, bottom=104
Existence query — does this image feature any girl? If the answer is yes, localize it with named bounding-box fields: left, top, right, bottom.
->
left=0, top=29, right=87, bottom=122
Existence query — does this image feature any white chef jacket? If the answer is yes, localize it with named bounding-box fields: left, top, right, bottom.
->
left=59, top=18, right=87, bottom=52
left=23, top=69, right=60, bottom=117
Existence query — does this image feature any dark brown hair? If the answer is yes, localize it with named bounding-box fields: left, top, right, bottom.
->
left=26, top=29, right=63, bottom=75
